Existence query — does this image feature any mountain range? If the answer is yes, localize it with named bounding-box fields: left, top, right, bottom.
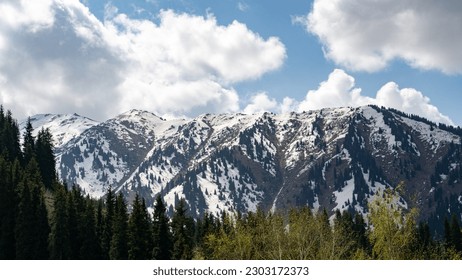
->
left=21, top=105, right=462, bottom=233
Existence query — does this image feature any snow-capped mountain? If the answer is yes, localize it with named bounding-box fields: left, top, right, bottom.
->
left=20, top=113, right=99, bottom=149
left=27, top=106, right=462, bottom=231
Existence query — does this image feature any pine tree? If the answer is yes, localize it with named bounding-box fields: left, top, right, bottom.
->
left=30, top=170, right=50, bottom=259
left=22, top=118, right=35, bottom=165
left=0, top=156, right=18, bottom=259
left=171, top=198, right=194, bottom=260
left=0, top=109, right=22, bottom=162
left=15, top=181, right=34, bottom=259
left=128, top=194, right=152, bottom=259
left=109, top=193, right=128, bottom=260
left=35, top=128, right=56, bottom=190
left=152, top=195, right=172, bottom=260
left=95, top=200, right=104, bottom=257
left=79, top=198, right=100, bottom=259
left=49, top=184, right=71, bottom=259
left=101, top=188, right=115, bottom=259
left=15, top=159, right=49, bottom=259
left=67, top=186, right=84, bottom=259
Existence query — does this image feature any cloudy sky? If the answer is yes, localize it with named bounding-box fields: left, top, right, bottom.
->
left=0, top=0, right=461, bottom=125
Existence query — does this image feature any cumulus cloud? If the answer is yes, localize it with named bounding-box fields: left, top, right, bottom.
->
left=0, top=0, right=285, bottom=120
left=243, top=92, right=278, bottom=114
left=303, top=0, right=462, bottom=73
left=296, top=69, right=453, bottom=125
left=298, top=69, right=373, bottom=111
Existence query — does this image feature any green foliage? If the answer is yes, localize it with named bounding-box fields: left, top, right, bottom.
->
left=152, top=195, right=172, bottom=260
left=368, top=184, right=419, bottom=259
left=35, top=128, right=56, bottom=190
left=2, top=106, right=462, bottom=260
left=109, top=194, right=128, bottom=260
left=48, top=184, right=71, bottom=259
left=128, top=194, right=152, bottom=260
left=171, top=199, right=194, bottom=260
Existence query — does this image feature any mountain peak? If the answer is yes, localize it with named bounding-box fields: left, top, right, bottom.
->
left=20, top=113, right=99, bottom=148
left=27, top=106, right=462, bottom=233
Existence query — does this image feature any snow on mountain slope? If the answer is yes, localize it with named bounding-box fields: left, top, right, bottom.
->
left=20, top=113, right=99, bottom=148
left=28, top=106, right=462, bottom=228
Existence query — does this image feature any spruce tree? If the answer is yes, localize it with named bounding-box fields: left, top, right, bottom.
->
left=35, top=128, right=56, bottom=190
left=0, top=156, right=17, bottom=259
left=15, top=181, right=34, bottom=259
left=101, top=188, right=115, bottom=259
left=1, top=109, right=22, bottom=162
left=79, top=198, right=100, bottom=259
left=128, top=194, right=152, bottom=259
left=49, top=184, right=71, bottom=259
left=15, top=159, right=49, bottom=259
left=109, top=193, right=128, bottom=260
left=22, top=118, right=35, bottom=165
left=67, top=186, right=84, bottom=259
left=171, top=198, right=194, bottom=260
left=152, top=195, right=172, bottom=260
left=95, top=200, right=104, bottom=257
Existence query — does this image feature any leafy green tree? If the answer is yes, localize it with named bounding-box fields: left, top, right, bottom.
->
left=368, top=185, right=418, bottom=259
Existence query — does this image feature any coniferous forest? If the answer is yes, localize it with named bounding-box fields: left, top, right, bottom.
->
left=1, top=106, right=462, bottom=260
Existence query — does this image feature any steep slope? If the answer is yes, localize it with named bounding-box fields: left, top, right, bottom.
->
left=19, top=113, right=99, bottom=149
left=56, top=109, right=175, bottom=197
left=37, top=106, right=462, bottom=232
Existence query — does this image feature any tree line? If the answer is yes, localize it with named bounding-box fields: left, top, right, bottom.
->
left=1, top=106, right=462, bottom=260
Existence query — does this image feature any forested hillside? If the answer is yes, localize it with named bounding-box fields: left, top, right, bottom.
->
left=2, top=106, right=462, bottom=260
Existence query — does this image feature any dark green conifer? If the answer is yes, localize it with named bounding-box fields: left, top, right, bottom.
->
left=152, top=195, right=172, bottom=260
left=101, top=187, right=115, bottom=259
left=128, top=194, right=152, bottom=259
left=22, top=118, right=35, bottom=165
left=171, top=198, right=194, bottom=260
left=0, top=156, right=17, bottom=259
left=109, top=193, right=128, bottom=260
left=49, top=184, right=71, bottom=259
left=79, top=198, right=100, bottom=259
left=35, top=128, right=56, bottom=190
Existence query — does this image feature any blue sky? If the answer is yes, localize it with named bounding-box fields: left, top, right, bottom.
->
left=0, top=0, right=461, bottom=124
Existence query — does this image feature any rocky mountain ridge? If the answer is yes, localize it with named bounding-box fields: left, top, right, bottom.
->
left=22, top=106, right=462, bottom=232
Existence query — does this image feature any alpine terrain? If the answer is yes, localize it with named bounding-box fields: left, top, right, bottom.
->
left=22, top=105, right=462, bottom=233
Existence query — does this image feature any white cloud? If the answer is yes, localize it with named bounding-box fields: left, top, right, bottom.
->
left=240, top=69, right=451, bottom=125
left=237, top=2, right=249, bottom=12
left=298, top=69, right=373, bottom=111
left=304, top=0, right=462, bottom=73
left=375, top=82, right=453, bottom=125
left=296, top=69, right=453, bottom=125
left=0, top=0, right=285, bottom=120
left=243, top=92, right=278, bottom=114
